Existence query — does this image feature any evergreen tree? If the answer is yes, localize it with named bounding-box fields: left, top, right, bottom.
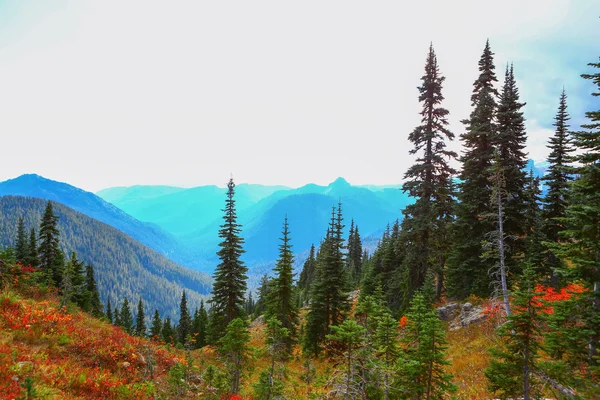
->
left=67, top=252, right=86, bottom=307
left=24, top=228, right=39, bottom=269
left=106, top=298, right=113, bottom=324
left=38, top=201, right=60, bottom=285
left=374, top=312, right=400, bottom=400
left=298, top=244, right=317, bottom=305
left=552, top=58, right=600, bottom=380
left=523, top=171, right=545, bottom=272
left=178, top=291, right=192, bottom=344
left=253, top=274, right=272, bottom=317
left=395, top=292, right=456, bottom=399
left=162, top=316, right=174, bottom=344
left=198, top=300, right=209, bottom=348
left=135, top=298, right=146, bottom=337
left=245, top=291, right=255, bottom=316
left=542, top=89, right=574, bottom=284
left=150, top=309, right=162, bottom=339
left=84, top=264, right=103, bottom=317
left=304, top=203, right=349, bottom=354
left=265, top=217, right=298, bottom=351
left=210, top=178, right=248, bottom=340
left=119, top=298, right=134, bottom=334
left=485, top=266, right=544, bottom=399
left=15, top=217, right=28, bottom=264
left=400, top=43, right=457, bottom=306
left=218, top=318, right=251, bottom=394
left=447, top=40, right=499, bottom=299
left=255, top=317, right=289, bottom=400
left=495, top=64, right=528, bottom=274
left=326, top=319, right=366, bottom=399
left=346, top=220, right=363, bottom=285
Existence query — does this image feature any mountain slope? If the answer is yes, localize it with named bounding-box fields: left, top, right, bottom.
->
left=97, top=183, right=290, bottom=236
left=0, top=174, right=193, bottom=266
left=0, top=196, right=211, bottom=318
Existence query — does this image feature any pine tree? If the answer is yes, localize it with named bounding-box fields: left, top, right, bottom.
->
left=255, top=317, right=289, bottom=400
left=327, top=319, right=366, bottom=399
left=15, top=217, right=28, bottom=264
left=298, top=244, right=317, bottom=305
left=542, top=89, right=574, bottom=284
left=210, top=178, right=248, bottom=340
left=150, top=309, right=162, bottom=339
left=84, top=264, right=103, bottom=317
left=178, top=291, right=192, bottom=344
left=24, top=228, right=39, bottom=269
left=346, top=220, right=363, bottom=285
left=447, top=40, right=499, bottom=299
left=198, top=300, right=209, bottom=348
left=552, top=58, right=600, bottom=381
left=245, top=292, right=255, bottom=316
left=374, top=312, right=400, bottom=400
left=218, top=318, right=251, bottom=394
left=67, top=252, right=86, bottom=307
left=119, top=298, right=134, bottom=334
left=162, top=316, right=174, bottom=344
left=106, top=298, right=113, bottom=324
left=400, top=43, right=457, bottom=306
left=135, top=298, right=146, bottom=337
left=304, top=203, right=349, bottom=354
left=265, top=217, right=298, bottom=351
left=253, top=274, right=271, bottom=317
left=38, top=201, right=61, bottom=285
left=396, top=292, right=456, bottom=399
left=494, top=64, right=529, bottom=280
left=485, top=265, right=544, bottom=399
left=523, top=171, right=545, bottom=272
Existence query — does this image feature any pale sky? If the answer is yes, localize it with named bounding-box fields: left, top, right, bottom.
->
left=0, top=1, right=599, bottom=192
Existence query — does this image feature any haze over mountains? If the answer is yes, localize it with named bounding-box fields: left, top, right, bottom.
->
left=0, top=164, right=546, bottom=278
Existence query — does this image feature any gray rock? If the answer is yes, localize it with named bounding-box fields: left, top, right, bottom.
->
left=436, top=302, right=459, bottom=321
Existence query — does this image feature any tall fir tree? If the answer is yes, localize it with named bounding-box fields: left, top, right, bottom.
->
left=38, top=201, right=61, bottom=285
left=447, top=40, right=499, bottom=299
left=198, top=300, right=209, bottom=348
left=346, top=220, right=363, bottom=285
left=67, top=252, right=86, bottom=307
left=395, top=292, right=456, bottom=399
left=304, top=203, right=349, bottom=354
left=119, top=298, right=134, bottom=334
left=106, top=298, right=113, bottom=324
left=298, top=244, right=317, bottom=305
left=84, top=264, right=103, bottom=317
left=218, top=318, right=251, bottom=395
left=523, top=170, right=545, bottom=271
left=150, top=309, right=162, bottom=339
left=494, top=64, right=528, bottom=276
left=25, top=228, right=39, bottom=269
left=552, top=58, right=600, bottom=379
left=135, top=298, right=146, bottom=337
left=15, top=217, right=28, bottom=264
left=400, top=43, right=457, bottom=306
left=178, top=291, right=192, bottom=344
left=265, top=217, right=298, bottom=351
left=542, top=89, right=574, bottom=284
left=210, top=178, right=248, bottom=340
left=162, top=316, right=174, bottom=344
left=485, top=265, right=544, bottom=399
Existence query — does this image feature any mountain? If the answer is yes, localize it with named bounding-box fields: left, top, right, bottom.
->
left=0, top=174, right=193, bottom=266
left=182, top=177, right=412, bottom=272
left=0, top=196, right=211, bottom=318
left=97, top=183, right=290, bottom=236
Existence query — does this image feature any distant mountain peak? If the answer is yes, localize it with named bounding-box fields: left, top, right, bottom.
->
left=329, top=177, right=351, bottom=187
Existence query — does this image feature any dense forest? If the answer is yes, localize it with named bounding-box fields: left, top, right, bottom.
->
left=0, top=196, right=211, bottom=319
left=1, top=40, right=599, bottom=399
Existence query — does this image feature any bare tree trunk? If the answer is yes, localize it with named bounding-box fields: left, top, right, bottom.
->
left=523, top=346, right=530, bottom=400
left=497, top=185, right=511, bottom=316
left=347, top=343, right=353, bottom=399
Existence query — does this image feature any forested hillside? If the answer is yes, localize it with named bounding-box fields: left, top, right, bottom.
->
left=0, top=196, right=211, bottom=318
left=0, top=175, right=192, bottom=267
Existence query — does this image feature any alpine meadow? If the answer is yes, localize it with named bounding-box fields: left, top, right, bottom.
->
left=1, top=2, right=600, bottom=399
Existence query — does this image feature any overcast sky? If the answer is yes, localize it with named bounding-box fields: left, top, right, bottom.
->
left=0, top=1, right=599, bottom=192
